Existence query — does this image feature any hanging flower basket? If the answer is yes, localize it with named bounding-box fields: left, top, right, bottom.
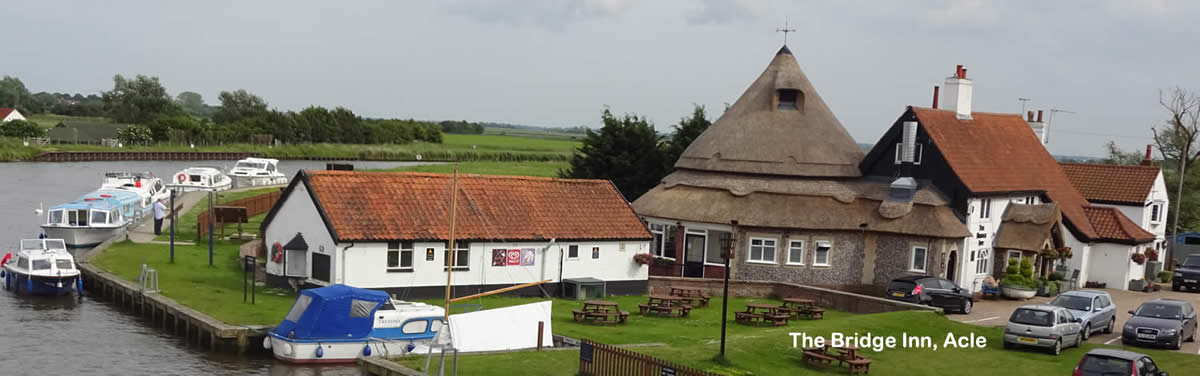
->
left=633, top=253, right=653, bottom=265
left=1145, top=248, right=1159, bottom=262
left=1131, top=253, right=1146, bottom=265
left=1056, top=247, right=1072, bottom=260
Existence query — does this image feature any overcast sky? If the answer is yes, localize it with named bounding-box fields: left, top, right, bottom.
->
left=3, top=0, right=1198, bottom=157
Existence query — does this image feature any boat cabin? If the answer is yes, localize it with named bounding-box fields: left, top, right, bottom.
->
left=9, top=239, right=76, bottom=277
left=371, top=300, right=446, bottom=340
left=232, top=158, right=282, bottom=176
left=169, top=167, right=232, bottom=192
left=45, top=192, right=137, bottom=228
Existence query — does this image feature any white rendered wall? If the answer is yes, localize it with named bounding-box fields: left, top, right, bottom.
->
left=263, top=182, right=337, bottom=284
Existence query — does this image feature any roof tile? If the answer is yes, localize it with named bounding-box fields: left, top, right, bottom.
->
left=1082, top=206, right=1156, bottom=244
left=1060, top=163, right=1159, bottom=205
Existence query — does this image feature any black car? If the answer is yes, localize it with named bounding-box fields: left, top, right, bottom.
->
left=1173, top=255, right=1200, bottom=291
left=884, top=275, right=972, bottom=314
left=1073, top=348, right=1168, bottom=376
left=1121, top=298, right=1197, bottom=350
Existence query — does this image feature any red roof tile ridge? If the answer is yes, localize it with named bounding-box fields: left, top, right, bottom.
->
left=306, top=170, right=612, bottom=184
left=1059, top=162, right=1159, bottom=171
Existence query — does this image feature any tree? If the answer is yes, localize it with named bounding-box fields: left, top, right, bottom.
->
left=664, top=104, right=712, bottom=168
left=147, top=114, right=199, bottom=142
left=561, top=108, right=667, bottom=200
left=0, top=119, right=43, bottom=138
left=175, top=91, right=209, bottom=115
left=117, top=125, right=153, bottom=146
left=331, top=107, right=366, bottom=144
left=102, top=74, right=181, bottom=124
left=0, top=76, right=42, bottom=114
left=1103, top=141, right=1144, bottom=165
left=214, top=89, right=268, bottom=124
left=1152, top=87, right=1200, bottom=264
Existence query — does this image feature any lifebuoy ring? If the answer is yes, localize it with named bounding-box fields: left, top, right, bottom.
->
left=177, top=173, right=187, bottom=183
left=272, top=242, right=284, bottom=263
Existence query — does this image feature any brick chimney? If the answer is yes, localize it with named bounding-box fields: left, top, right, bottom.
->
left=1027, top=110, right=1048, bottom=144
left=942, top=65, right=973, bottom=120
left=1142, top=145, right=1153, bottom=166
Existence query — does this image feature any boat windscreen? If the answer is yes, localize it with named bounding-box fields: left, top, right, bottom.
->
left=235, top=162, right=266, bottom=170
left=55, top=259, right=73, bottom=270
left=31, top=259, right=50, bottom=270
left=45, top=239, right=65, bottom=249
left=91, top=210, right=108, bottom=225
left=285, top=295, right=313, bottom=322
left=48, top=210, right=63, bottom=225
left=21, top=239, right=43, bottom=250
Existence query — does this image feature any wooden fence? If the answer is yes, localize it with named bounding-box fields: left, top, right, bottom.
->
left=197, top=190, right=282, bottom=240
left=578, top=339, right=719, bottom=376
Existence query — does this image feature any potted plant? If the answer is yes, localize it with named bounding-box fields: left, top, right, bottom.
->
left=1001, top=258, right=1038, bottom=299
left=1145, top=248, right=1159, bottom=262
left=1131, top=252, right=1146, bottom=265
left=1129, top=278, right=1147, bottom=291
left=1057, top=247, right=1073, bottom=260
left=633, top=253, right=653, bottom=266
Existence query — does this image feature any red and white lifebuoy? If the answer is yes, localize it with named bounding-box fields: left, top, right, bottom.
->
left=272, top=242, right=284, bottom=264
left=177, top=173, right=187, bottom=183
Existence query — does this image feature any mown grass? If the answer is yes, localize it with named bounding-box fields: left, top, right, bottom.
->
left=392, top=296, right=1200, bottom=376
left=0, top=137, right=43, bottom=160
left=153, top=188, right=280, bottom=242
left=25, top=114, right=111, bottom=128
left=382, top=161, right=567, bottom=178
left=90, top=240, right=296, bottom=326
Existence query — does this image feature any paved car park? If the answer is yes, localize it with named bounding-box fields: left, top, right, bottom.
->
left=951, top=287, right=1200, bottom=354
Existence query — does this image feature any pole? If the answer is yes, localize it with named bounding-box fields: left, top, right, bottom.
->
left=243, top=256, right=249, bottom=303
left=537, top=321, right=544, bottom=351
left=444, top=168, right=459, bottom=322
left=169, top=189, right=175, bottom=264
left=208, top=190, right=214, bottom=267
left=1170, top=151, right=1187, bottom=270
left=720, top=220, right=737, bottom=359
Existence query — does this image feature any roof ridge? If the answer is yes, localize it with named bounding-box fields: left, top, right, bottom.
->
left=1059, top=162, right=1159, bottom=169
left=307, top=170, right=610, bottom=184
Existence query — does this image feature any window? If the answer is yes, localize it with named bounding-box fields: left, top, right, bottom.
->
left=31, top=259, right=50, bottom=270
left=748, top=238, right=777, bottom=264
left=350, top=299, right=379, bottom=318
left=387, top=241, right=414, bottom=272
left=444, top=241, right=469, bottom=271
left=979, top=199, right=992, bottom=219
left=1139, top=358, right=1160, bottom=376
left=777, top=89, right=799, bottom=110
left=285, top=248, right=307, bottom=277
left=48, top=210, right=63, bottom=225
left=592, top=246, right=600, bottom=259
left=787, top=240, right=805, bottom=266
left=909, top=246, right=928, bottom=272
left=1024, top=196, right=1035, bottom=205
left=650, top=224, right=665, bottom=257
left=1098, top=295, right=1111, bottom=308
left=976, top=249, right=990, bottom=274
left=17, top=256, right=28, bottom=270
left=893, top=143, right=924, bottom=165
left=284, top=295, right=313, bottom=322
left=55, top=259, right=73, bottom=270
left=568, top=245, right=579, bottom=259
left=1151, top=203, right=1163, bottom=223
left=706, top=230, right=731, bottom=265
left=91, top=210, right=107, bottom=225
left=402, top=319, right=430, bottom=335
left=311, top=253, right=331, bottom=282
left=813, top=241, right=832, bottom=266
left=1007, top=250, right=1022, bottom=265
left=649, top=223, right=679, bottom=258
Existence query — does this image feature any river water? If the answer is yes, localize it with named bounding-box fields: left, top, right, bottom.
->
left=0, top=160, right=430, bottom=376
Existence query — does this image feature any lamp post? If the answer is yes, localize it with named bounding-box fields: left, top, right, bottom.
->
left=718, top=220, right=737, bottom=359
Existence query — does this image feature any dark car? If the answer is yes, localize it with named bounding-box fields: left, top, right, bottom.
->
left=1173, top=255, right=1200, bottom=291
left=884, top=275, right=973, bottom=314
left=1073, top=348, right=1168, bottom=376
left=1121, top=299, right=1197, bottom=349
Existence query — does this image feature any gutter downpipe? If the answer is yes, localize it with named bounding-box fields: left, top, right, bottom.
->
left=559, top=245, right=566, bottom=297
left=341, top=242, right=355, bottom=285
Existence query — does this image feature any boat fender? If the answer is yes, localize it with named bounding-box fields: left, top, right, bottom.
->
left=26, top=278, right=33, bottom=293
left=406, top=343, right=416, bottom=353
left=76, top=278, right=83, bottom=294
left=281, top=342, right=292, bottom=356
left=262, top=337, right=272, bottom=350
left=315, top=346, right=324, bottom=358
left=363, top=345, right=371, bottom=356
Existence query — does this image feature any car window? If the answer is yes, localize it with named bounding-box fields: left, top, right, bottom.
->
left=940, top=280, right=957, bottom=290
left=918, top=279, right=936, bottom=289
left=1139, top=357, right=1159, bottom=375
left=1010, top=308, right=1053, bottom=327
left=1058, top=310, right=1073, bottom=324
left=1049, top=295, right=1091, bottom=311
left=1079, top=356, right=1132, bottom=374
left=1135, top=303, right=1183, bottom=320
left=1098, top=295, right=1111, bottom=308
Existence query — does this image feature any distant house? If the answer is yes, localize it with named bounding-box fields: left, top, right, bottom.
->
left=45, top=120, right=129, bottom=144
left=0, top=108, right=25, bottom=122
left=1061, top=161, right=1169, bottom=253
left=259, top=170, right=652, bottom=299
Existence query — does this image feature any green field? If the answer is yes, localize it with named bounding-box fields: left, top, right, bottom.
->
left=482, top=127, right=584, bottom=141
left=383, top=161, right=567, bottom=177
left=153, top=187, right=280, bottom=242
left=25, top=113, right=110, bottom=128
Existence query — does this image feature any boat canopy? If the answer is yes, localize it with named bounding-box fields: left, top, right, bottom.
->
left=51, top=190, right=141, bottom=210
left=274, top=284, right=391, bottom=340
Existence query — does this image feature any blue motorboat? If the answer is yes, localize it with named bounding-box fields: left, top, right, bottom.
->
left=1, top=239, right=81, bottom=296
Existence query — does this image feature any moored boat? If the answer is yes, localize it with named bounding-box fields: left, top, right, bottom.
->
left=228, top=158, right=287, bottom=187
left=1, top=239, right=81, bottom=296
left=166, top=167, right=233, bottom=192
left=100, top=171, right=170, bottom=204
left=41, top=189, right=142, bottom=247
left=265, top=284, right=444, bottom=364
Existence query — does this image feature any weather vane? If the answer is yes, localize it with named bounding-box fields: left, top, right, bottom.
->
left=776, top=19, right=796, bottom=45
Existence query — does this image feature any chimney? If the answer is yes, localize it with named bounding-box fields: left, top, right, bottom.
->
left=932, top=86, right=940, bottom=109
left=889, top=121, right=919, bottom=202
left=1027, top=109, right=1048, bottom=144
left=942, top=65, right=973, bottom=119
left=1142, top=145, right=1153, bottom=166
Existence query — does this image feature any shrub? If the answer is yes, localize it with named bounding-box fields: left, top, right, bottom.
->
left=1049, top=271, right=1066, bottom=281
left=0, top=119, right=43, bottom=138
left=1158, top=271, right=1174, bottom=283
left=1019, top=258, right=1034, bottom=278
left=632, top=253, right=653, bottom=265
left=117, top=125, right=153, bottom=146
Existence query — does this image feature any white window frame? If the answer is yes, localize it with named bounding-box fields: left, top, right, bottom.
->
left=813, top=240, right=832, bottom=267
left=1150, top=202, right=1164, bottom=224
left=648, top=223, right=672, bottom=259
left=979, top=198, right=992, bottom=219
left=1007, top=250, right=1022, bottom=266
left=387, top=241, right=414, bottom=273
left=893, top=143, right=923, bottom=165
left=567, top=244, right=580, bottom=259
left=975, top=249, right=990, bottom=274
left=786, top=240, right=805, bottom=266
left=909, top=246, right=928, bottom=273
left=747, top=237, right=777, bottom=264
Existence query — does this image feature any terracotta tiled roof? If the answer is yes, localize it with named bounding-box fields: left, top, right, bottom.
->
left=1060, top=163, right=1159, bottom=205
left=1083, top=206, right=1156, bottom=244
left=0, top=108, right=12, bottom=119
left=273, top=170, right=652, bottom=242
left=911, top=107, right=1098, bottom=239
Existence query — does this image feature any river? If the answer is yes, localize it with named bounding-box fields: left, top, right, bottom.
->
left=0, top=160, right=431, bottom=376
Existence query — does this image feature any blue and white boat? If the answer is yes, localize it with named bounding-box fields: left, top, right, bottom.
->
left=264, top=284, right=445, bottom=364
left=1, top=239, right=81, bottom=296
left=40, top=189, right=144, bottom=247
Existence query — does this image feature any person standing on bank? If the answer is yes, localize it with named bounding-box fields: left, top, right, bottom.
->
left=153, top=199, right=167, bottom=235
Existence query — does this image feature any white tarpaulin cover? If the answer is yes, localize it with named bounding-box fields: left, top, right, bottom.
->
left=447, top=300, right=554, bottom=353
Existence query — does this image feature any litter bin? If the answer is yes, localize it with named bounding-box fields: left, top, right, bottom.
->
left=1146, top=260, right=1163, bottom=282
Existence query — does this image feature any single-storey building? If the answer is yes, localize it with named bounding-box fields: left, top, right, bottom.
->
left=260, top=170, right=652, bottom=299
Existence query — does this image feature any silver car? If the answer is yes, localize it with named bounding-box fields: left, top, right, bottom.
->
left=1003, top=304, right=1083, bottom=355
left=1048, top=290, right=1117, bottom=341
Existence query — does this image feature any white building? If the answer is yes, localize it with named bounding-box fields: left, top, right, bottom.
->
left=0, top=108, right=25, bottom=122
left=259, top=170, right=653, bottom=298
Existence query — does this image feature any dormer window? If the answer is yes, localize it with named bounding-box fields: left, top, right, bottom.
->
left=777, top=89, right=800, bottom=110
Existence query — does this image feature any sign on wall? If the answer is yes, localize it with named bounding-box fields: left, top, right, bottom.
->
left=492, top=249, right=506, bottom=267
left=506, top=249, right=521, bottom=266
left=426, top=248, right=435, bottom=261
left=521, top=248, right=535, bottom=266
left=592, top=247, right=600, bottom=259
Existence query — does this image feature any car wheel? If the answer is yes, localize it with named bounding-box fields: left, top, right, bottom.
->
left=961, top=300, right=972, bottom=314
left=1104, top=318, right=1115, bottom=334
left=1081, top=324, right=1090, bottom=340
left=1173, top=335, right=1183, bottom=350
left=1051, top=339, right=1062, bottom=355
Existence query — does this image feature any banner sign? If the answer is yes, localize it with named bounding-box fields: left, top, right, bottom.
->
left=507, top=249, right=521, bottom=265
left=521, top=248, right=536, bottom=266
left=492, top=249, right=506, bottom=266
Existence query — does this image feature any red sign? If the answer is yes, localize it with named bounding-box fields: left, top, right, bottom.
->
left=506, top=249, right=521, bottom=265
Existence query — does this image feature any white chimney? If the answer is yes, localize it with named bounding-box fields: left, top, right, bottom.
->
left=942, top=65, right=973, bottom=120
left=1027, top=110, right=1048, bottom=144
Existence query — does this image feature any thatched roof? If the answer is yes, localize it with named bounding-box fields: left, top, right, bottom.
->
left=995, top=203, right=1062, bottom=252
left=674, top=46, right=864, bottom=177
left=632, top=171, right=969, bottom=238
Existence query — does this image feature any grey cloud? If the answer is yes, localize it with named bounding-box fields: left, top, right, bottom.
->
left=442, top=0, right=632, bottom=31
left=685, top=0, right=756, bottom=25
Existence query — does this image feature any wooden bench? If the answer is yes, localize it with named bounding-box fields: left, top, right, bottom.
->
left=640, top=303, right=691, bottom=317
left=802, top=350, right=837, bottom=367
left=573, top=309, right=630, bottom=324
left=846, top=358, right=871, bottom=374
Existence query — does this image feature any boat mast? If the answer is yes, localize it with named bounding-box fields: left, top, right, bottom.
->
left=443, top=167, right=459, bottom=322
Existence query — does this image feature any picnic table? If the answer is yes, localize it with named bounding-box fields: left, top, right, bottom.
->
left=638, top=295, right=692, bottom=317
left=734, top=303, right=790, bottom=326
left=571, top=300, right=629, bottom=324
left=802, top=345, right=872, bottom=374
left=669, top=287, right=710, bottom=307
left=781, top=298, right=825, bottom=319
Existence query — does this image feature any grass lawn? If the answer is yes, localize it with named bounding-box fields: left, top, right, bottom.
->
left=90, top=240, right=295, bottom=326
left=153, top=188, right=280, bottom=242
left=0, top=137, right=43, bottom=160
left=382, top=161, right=567, bottom=178
left=392, top=296, right=1200, bottom=376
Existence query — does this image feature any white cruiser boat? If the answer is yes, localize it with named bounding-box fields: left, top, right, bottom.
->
left=167, top=167, right=232, bottom=192
left=41, top=189, right=142, bottom=247
left=1, top=239, right=81, bottom=296
left=265, top=284, right=444, bottom=364
left=228, top=158, right=287, bottom=187
left=100, top=171, right=170, bottom=205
